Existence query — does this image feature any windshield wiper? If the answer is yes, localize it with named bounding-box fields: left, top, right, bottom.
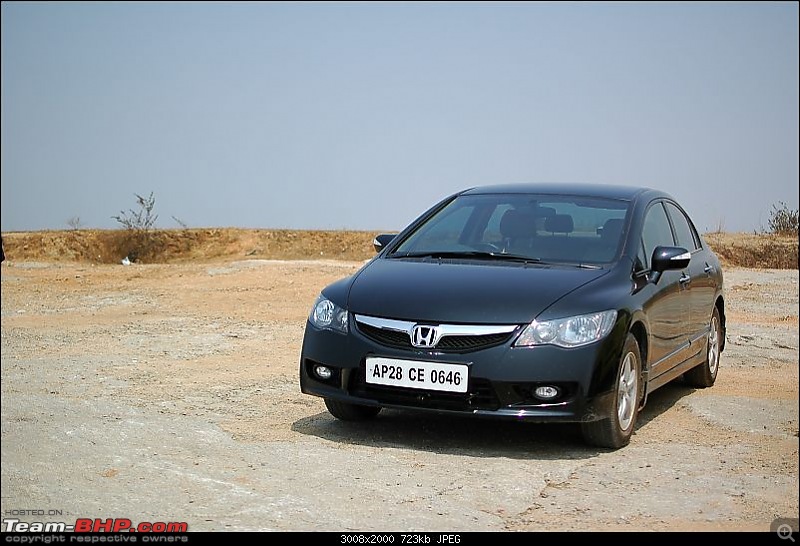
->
left=394, top=251, right=543, bottom=264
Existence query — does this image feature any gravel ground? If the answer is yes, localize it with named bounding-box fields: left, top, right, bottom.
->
left=1, top=260, right=797, bottom=531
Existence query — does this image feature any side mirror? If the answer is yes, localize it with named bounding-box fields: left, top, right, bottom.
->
left=373, top=233, right=396, bottom=253
left=649, top=246, right=690, bottom=283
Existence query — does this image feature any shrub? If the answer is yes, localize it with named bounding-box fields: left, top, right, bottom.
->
left=67, top=216, right=83, bottom=230
left=767, top=202, right=799, bottom=236
left=111, top=192, right=160, bottom=262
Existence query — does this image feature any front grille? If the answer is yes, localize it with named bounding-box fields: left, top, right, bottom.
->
left=437, top=333, right=512, bottom=351
left=357, top=323, right=409, bottom=349
left=356, top=322, right=516, bottom=353
left=349, top=367, right=500, bottom=411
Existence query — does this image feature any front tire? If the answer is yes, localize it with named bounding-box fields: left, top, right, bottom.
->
left=324, top=399, right=381, bottom=421
left=582, top=334, right=642, bottom=449
left=684, top=307, right=722, bottom=388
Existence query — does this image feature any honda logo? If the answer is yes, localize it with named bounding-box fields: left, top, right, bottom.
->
left=411, top=325, right=440, bottom=348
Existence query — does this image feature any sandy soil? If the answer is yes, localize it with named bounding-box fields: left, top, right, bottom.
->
left=1, top=259, right=797, bottom=531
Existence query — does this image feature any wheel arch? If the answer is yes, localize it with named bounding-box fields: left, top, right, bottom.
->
left=715, top=295, right=726, bottom=351
left=629, top=319, right=649, bottom=373
left=628, top=318, right=649, bottom=408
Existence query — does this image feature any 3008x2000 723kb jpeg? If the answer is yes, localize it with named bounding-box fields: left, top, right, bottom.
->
left=340, top=534, right=461, bottom=544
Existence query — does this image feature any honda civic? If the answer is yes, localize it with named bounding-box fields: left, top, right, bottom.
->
left=299, top=184, right=725, bottom=448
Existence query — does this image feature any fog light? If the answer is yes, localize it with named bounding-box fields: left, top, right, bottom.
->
left=534, top=385, right=559, bottom=400
left=314, top=365, right=333, bottom=380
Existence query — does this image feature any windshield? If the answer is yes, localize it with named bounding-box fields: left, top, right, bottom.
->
left=391, top=193, right=630, bottom=265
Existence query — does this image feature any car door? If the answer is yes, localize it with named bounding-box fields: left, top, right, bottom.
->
left=664, top=201, right=715, bottom=351
left=639, top=201, right=693, bottom=379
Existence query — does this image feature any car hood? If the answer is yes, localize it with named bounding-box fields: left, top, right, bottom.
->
left=347, top=258, right=610, bottom=324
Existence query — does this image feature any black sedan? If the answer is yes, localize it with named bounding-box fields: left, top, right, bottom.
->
left=299, top=184, right=725, bottom=448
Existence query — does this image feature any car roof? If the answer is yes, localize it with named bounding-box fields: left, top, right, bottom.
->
left=461, top=183, right=656, bottom=201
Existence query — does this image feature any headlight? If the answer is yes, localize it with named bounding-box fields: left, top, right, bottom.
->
left=309, top=295, right=349, bottom=334
left=515, top=310, right=617, bottom=348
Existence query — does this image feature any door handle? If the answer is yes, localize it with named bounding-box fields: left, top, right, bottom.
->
left=704, top=265, right=714, bottom=274
left=679, top=273, right=692, bottom=285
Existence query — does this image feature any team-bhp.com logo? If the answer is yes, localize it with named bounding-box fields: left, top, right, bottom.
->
left=2, top=518, right=188, bottom=533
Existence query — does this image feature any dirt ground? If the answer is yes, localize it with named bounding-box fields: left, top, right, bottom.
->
left=1, top=258, right=797, bottom=531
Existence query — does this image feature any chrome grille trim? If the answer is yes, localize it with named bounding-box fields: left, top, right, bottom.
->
left=354, top=314, right=518, bottom=339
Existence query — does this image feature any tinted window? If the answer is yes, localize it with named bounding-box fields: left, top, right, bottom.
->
left=392, top=193, right=631, bottom=264
left=403, top=203, right=476, bottom=252
left=480, top=203, right=515, bottom=244
left=636, top=239, right=648, bottom=271
left=665, top=202, right=699, bottom=251
left=641, top=202, right=675, bottom=268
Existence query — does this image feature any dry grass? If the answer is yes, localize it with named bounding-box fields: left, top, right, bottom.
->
left=1, top=228, right=384, bottom=264
left=703, top=232, right=798, bottom=269
left=1, top=228, right=797, bottom=269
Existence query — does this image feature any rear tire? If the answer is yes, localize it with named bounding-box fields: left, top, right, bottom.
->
left=684, top=307, right=721, bottom=388
left=581, top=334, right=642, bottom=449
left=324, top=399, right=381, bottom=421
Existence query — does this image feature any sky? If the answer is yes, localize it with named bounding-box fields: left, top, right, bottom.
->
left=1, top=2, right=798, bottom=234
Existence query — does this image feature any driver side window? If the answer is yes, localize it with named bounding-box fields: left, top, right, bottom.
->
left=640, top=202, right=675, bottom=269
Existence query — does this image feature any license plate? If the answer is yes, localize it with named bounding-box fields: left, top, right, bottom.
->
left=365, top=357, right=468, bottom=393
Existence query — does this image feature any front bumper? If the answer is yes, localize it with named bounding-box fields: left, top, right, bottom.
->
left=299, top=318, right=626, bottom=423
